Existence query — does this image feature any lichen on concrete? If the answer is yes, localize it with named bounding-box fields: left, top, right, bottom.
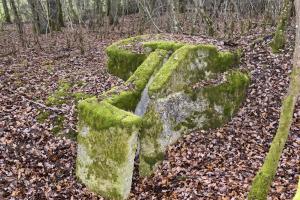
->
left=76, top=48, right=169, bottom=199
left=106, top=36, right=148, bottom=80
left=102, top=49, right=169, bottom=111
left=140, top=44, right=250, bottom=176
left=142, top=40, right=185, bottom=52
left=77, top=100, right=141, bottom=200
left=77, top=35, right=250, bottom=198
left=106, top=36, right=185, bottom=81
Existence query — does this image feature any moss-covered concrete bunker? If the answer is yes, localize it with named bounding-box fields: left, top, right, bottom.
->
left=76, top=35, right=250, bottom=199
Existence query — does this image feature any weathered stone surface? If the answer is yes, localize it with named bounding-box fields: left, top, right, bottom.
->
left=139, top=45, right=250, bottom=176
left=77, top=100, right=141, bottom=200
left=76, top=35, right=250, bottom=198
left=76, top=49, right=168, bottom=200
left=106, top=35, right=185, bottom=80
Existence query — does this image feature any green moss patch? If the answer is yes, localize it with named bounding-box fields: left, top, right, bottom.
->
left=78, top=98, right=142, bottom=131
left=46, top=81, right=72, bottom=106
left=47, top=81, right=92, bottom=105
left=42, top=81, right=93, bottom=137
left=106, top=36, right=148, bottom=80
left=106, top=36, right=185, bottom=81
left=149, top=44, right=241, bottom=96
left=37, top=111, right=51, bottom=123
left=102, top=49, right=169, bottom=111
left=106, top=45, right=147, bottom=81
left=294, top=179, right=300, bottom=200
left=143, top=41, right=185, bottom=52
left=139, top=43, right=248, bottom=177
left=200, top=70, right=250, bottom=128
left=77, top=97, right=142, bottom=199
left=73, top=92, right=93, bottom=102
left=77, top=125, right=139, bottom=200
left=37, top=111, right=66, bottom=136
left=139, top=105, right=164, bottom=176
left=51, top=115, right=65, bottom=135
left=78, top=35, right=250, bottom=198
left=76, top=48, right=169, bottom=200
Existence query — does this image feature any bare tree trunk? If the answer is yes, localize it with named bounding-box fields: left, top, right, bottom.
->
left=57, top=0, right=64, bottom=27
left=178, top=0, right=186, bottom=13
left=294, top=0, right=300, bottom=70
left=136, top=0, right=162, bottom=33
left=74, top=0, right=82, bottom=22
left=67, top=0, right=79, bottom=24
left=9, top=0, right=25, bottom=46
left=93, top=0, right=105, bottom=27
left=28, top=0, right=48, bottom=34
left=2, top=0, right=12, bottom=23
left=191, top=0, right=200, bottom=35
left=167, top=0, right=179, bottom=33
left=288, top=4, right=300, bottom=200
left=47, top=0, right=64, bottom=31
left=199, top=2, right=215, bottom=36
left=109, top=0, right=119, bottom=25
left=270, top=0, right=292, bottom=53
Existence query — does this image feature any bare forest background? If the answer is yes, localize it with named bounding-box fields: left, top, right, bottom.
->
left=0, top=0, right=293, bottom=50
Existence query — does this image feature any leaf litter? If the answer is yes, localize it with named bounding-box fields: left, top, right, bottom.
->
left=0, top=25, right=299, bottom=199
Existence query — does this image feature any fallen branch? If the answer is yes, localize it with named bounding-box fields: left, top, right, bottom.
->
left=249, top=34, right=273, bottom=48
left=0, top=50, right=17, bottom=58
left=6, top=89, right=65, bottom=114
left=21, top=96, right=65, bottom=114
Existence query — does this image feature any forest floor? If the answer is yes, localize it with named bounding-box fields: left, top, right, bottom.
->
left=0, top=25, right=299, bottom=200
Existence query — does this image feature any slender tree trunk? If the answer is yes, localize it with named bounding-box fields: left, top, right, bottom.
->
left=249, top=0, right=300, bottom=198
left=9, top=0, right=25, bottom=46
left=28, top=0, right=48, bottom=34
left=288, top=4, right=300, bottom=200
left=74, top=0, right=82, bottom=22
left=191, top=0, right=200, bottom=35
left=109, top=0, right=119, bottom=25
left=2, top=0, right=12, bottom=23
left=294, top=0, right=300, bottom=71
left=57, top=0, right=64, bottom=27
left=178, top=0, right=186, bottom=13
left=199, top=3, right=215, bottom=36
left=270, top=0, right=292, bottom=53
left=94, top=0, right=105, bottom=26
left=167, top=0, right=179, bottom=33
left=68, top=0, right=79, bottom=24
left=47, top=0, right=64, bottom=31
